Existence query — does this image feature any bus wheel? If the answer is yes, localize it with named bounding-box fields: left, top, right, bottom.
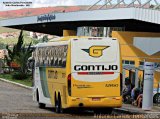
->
left=153, top=93, right=160, bottom=104
left=55, top=94, right=63, bottom=113
left=39, top=103, right=46, bottom=109
left=37, top=90, right=46, bottom=108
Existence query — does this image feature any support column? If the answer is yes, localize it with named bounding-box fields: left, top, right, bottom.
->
left=122, top=69, right=126, bottom=90
left=103, top=27, right=107, bottom=37
left=106, top=27, right=110, bottom=37
left=142, top=62, right=155, bottom=110
left=135, top=69, right=139, bottom=88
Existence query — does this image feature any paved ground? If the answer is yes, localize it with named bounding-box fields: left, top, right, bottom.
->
left=120, top=104, right=160, bottom=114
left=1, top=80, right=160, bottom=119
left=0, top=80, right=52, bottom=113
left=0, top=80, right=98, bottom=119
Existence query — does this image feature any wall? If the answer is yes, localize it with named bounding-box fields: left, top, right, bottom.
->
left=63, top=30, right=76, bottom=36
left=112, top=31, right=160, bottom=89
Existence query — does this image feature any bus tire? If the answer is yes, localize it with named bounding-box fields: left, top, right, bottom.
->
left=37, top=89, right=46, bottom=109
left=55, top=93, right=63, bottom=113
left=39, top=103, right=46, bottom=109
left=153, top=93, right=160, bottom=104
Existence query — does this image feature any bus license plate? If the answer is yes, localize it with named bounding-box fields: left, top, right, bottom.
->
left=92, top=98, right=100, bottom=101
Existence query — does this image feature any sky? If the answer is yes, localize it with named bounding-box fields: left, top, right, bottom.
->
left=0, top=0, right=156, bottom=11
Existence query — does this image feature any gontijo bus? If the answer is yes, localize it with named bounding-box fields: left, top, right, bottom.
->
left=32, top=36, right=122, bottom=113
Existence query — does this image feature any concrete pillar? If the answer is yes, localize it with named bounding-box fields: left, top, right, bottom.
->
left=106, top=27, right=110, bottom=37
left=103, top=27, right=107, bottom=37
left=142, top=62, right=155, bottom=110
left=122, top=69, right=126, bottom=90
left=77, top=27, right=84, bottom=36
left=135, top=69, right=139, bottom=88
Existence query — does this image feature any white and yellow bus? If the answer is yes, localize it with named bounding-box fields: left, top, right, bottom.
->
left=32, top=36, right=122, bottom=113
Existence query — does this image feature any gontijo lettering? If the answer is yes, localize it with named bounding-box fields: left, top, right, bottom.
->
left=74, top=65, right=118, bottom=71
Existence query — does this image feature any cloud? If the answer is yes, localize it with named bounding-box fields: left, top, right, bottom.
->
left=0, top=0, right=76, bottom=11
left=32, top=0, right=76, bottom=8
left=0, top=0, right=155, bottom=11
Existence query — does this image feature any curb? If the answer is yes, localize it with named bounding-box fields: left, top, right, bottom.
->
left=0, top=78, right=32, bottom=90
left=114, top=107, right=160, bottom=114
left=113, top=108, right=141, bottom=114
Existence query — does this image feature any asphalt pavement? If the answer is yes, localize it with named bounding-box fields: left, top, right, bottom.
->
left=1, top=80, right=159, bottom=119
left=0, top=80, right=52, bottom=113
left=0, top=80, right=94, bottom=119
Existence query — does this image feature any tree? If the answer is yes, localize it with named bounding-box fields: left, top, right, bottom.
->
left=5, top=30, right=24, bottom=66
left=5, top=30, right=33, bottom=79
left=0, top=42, right=6, bottom=49
left=39, top=35, right=48, bottom=43
left=14, top=42, right=33, bottom=76
left=42, top=35, right=48, bottom=42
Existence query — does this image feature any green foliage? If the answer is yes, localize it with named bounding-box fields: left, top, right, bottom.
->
left=42, top=35, right=49, bottom=42
left=5, top=45, right=14, bottom=66
left=0, top=42, right=6, bottom=49
left=5, top=30, right=33, bottom=79
left=12, top=72, right=29, bottom=80
left=32, top=38, right=39, bottom=45
left=0, top=73, right=32, bottom=86
left=0, top=37, right=36, bottom=46
left=15, top=30, right=24, bottom=53
left=0, top=34, right=33, bottom=45
left=15, top=42, right=33, bottom=75
left=0, top=27, right=18, bottom=33
left=38, top=35, right=49, bottom=43
left=5, top=31, right=24, bottom=66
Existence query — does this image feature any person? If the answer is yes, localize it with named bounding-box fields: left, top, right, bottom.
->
left=131, top=87, right=136, bottom=103
left=136, top=82, right=143, bottom=108
left=136, top=94, right=143, bottom=108
left=131, top=87, right=140, bottom=105
left=122, top=77, right=132, bottom=103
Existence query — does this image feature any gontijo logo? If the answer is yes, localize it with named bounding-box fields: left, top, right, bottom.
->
left=82, top=46, right=110, bottom=57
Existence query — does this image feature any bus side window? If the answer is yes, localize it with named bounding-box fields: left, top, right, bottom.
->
left=52, top=47, right=55, bottom=66
left=48, top=47, right=52, bottom=66
left=59, top=60, right=62, bottom=67
left=55, top=59, right=58, bottom=66
left=47, top=48, right=49, bottom=66
left=45, top=47, right=48, bottom=66
left=54, top=47, right=58, bottom=67
left=62, top=60, right=66, bottom=67
left=62, top=45, right=68, bottom=68
left=51, top=59, right=54, bottom=66
left=40, top=48, right=42, bottom=66
left=58, top=46, right=63, bottom=67
left=47, top=47, right=50, bottom=66
left=42, top=48, right=45, bottom=66
left=37, top=48, right=40, bottom=67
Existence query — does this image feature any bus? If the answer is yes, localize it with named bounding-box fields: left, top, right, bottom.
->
left=32, top=36, right=122, bottom=113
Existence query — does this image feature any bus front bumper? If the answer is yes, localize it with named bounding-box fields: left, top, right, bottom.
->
left=67, top=96, right=122, bottom=108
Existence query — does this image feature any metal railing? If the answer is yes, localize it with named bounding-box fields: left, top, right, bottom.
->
left=88, top=0, right=160, bottom=10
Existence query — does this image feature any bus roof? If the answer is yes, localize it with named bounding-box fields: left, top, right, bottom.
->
left=49, top=36, right=89, bottom=42
left=36, top=36, right=89, bottom=47
left=36, top=36, right=116, bottom=47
